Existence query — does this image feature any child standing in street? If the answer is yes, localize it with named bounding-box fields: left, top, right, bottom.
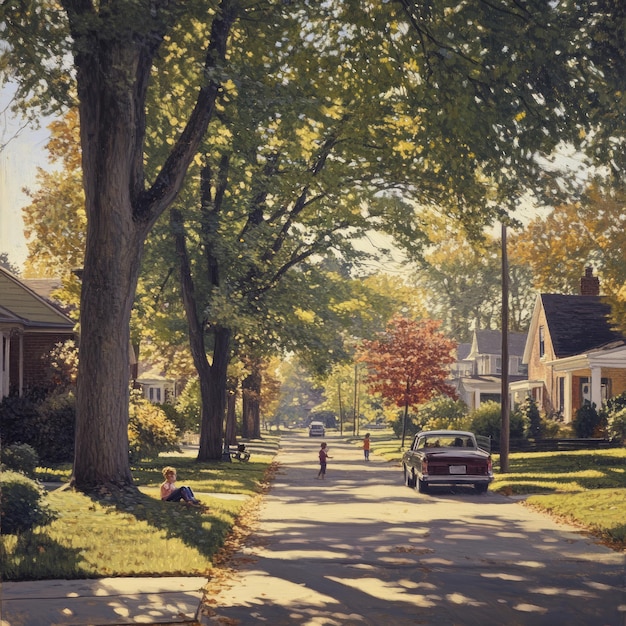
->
left=363, top=433, right=371, bottom=461
left=317, top=442, right=331, bottom=479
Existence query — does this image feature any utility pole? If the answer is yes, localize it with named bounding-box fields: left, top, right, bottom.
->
left=500, top=221, right=510, bottom=472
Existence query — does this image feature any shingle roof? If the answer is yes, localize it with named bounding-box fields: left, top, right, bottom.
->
left=474, top=329, right=527, bottom=356
left=541, top=294, right=625, bottom=358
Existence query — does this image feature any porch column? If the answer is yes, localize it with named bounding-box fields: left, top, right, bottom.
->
left=1, top=332, right=8, bottom=398
left=590, top=365, right=602, bottom=408
left=474, top=389, right=481, bottom=409
left=564, top=373, right=573, bottom=423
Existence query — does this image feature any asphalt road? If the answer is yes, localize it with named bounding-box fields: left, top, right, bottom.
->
left=204, top=432, right=626, bottom=626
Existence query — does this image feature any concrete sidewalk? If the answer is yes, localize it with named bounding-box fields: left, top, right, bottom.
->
left=0, top=576, right=208, bottom=626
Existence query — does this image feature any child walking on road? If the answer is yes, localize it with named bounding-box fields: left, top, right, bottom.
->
left=317, top=442, right=331, bottom=479
left=363, top=433, right=371, bottom=461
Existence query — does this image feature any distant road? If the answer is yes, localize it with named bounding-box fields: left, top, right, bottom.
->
left=205, top=433, right=626, bottom=626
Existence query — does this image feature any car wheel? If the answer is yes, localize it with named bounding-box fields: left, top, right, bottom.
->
left=404, top=467, right=416, bottom=488
left=474, top=483, right=488, bottom=494
left=418, top=478, right=428, bottom=493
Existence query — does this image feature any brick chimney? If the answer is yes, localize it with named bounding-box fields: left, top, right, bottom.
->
left=580, top=266, right=600, bottom=296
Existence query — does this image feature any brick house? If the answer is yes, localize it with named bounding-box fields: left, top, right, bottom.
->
left=511, top=268, right=626, bottom=422
left=0, top=267, right=75, bottom=398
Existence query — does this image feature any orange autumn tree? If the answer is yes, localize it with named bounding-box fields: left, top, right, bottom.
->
left=358, top=316, right=457, bottom=448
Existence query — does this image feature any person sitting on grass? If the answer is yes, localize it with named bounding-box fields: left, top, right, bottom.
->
left=160, top=466, right=201, bottom=506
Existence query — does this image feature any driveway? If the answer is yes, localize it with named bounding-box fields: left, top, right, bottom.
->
left=203, top=433, right=625, bottom=626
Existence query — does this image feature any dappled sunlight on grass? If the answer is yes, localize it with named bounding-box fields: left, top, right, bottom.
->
left=2, top=439, right=278, bottom=581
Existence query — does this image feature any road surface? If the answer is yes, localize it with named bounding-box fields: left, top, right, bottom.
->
left=203, top=433, right=625, bottom=626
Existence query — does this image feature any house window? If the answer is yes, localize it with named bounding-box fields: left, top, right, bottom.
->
left=495, top=357, right=502, bottom=374
left=579, top=377, right=611, bottom=405
left=558, top=377, right=565, bottom=413
left=539, top=326, right=545, bottom=358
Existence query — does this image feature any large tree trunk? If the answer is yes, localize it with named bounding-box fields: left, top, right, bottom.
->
left=242, top=368, right=261, bottom=439
left=198, top=326, right=231, bottom=460
left=65, top=0, right=239, bottom=490
left=225, top=378, right=239, bottom=446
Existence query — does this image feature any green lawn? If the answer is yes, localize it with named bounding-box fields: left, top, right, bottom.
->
left=349, top=430, right=626, bottom=548
left=0, top=438, right=279, bottom=581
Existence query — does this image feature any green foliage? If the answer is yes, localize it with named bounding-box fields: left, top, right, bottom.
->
left=0, top=395, right=38, bottom=450
left=0, top=392, right=75, bottom=464
left=418, top=395, right=470, bottom=431
left=128, top=393, right=180, bottom=462
left=573, top=403, right=607, bottom=438
left=0, top=471, right=55, bottom=535
left=174, top=380, right=201, bottom=433
left=159, top=402, right=192, bottom=436
left=606, top=407, right=626, bottom=444
left=469, top=401, right=526, bottom=442
left=519, top=397, right=542, bottom=439
left=0, top=443, right=39, bottom=477
left=34, top=392, right=75, bottom=463
left=389, top=410, right=421, bottom=441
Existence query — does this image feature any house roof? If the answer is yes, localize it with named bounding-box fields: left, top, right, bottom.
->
left=0, top=267, right=74, bottom=330
left=456, top=342, right=472, bottom=361
left=470, top=329, right=527, bottom=358
left=541, top=294, right=625, bottom=358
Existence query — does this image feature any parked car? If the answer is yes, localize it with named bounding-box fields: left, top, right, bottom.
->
left=401, top=430, right=493, bottom=494
left=308, top=421, right=325, bottom=437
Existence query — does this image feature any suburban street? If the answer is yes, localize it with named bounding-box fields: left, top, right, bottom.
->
left=205, top=433, right=625, bottom=626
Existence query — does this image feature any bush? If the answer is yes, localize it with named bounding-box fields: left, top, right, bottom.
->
left=389, top=409, right=421, bottom=440
left=0, top=392, right=75, bottom=464
left=418, top=396, right=470, bottom=431
left=175, top=380, right=201, bottom=433
left=519, top=397, right=541, bottom=438
left=128, top=393, right=180, bottom=461
left=0, top=471, right=55, bottom=534
left=573, top=403, right=606, bottom=438
left=1, top=443, right=39, bottom=477
left=469, top=401, right=526, bottom=441
left=0, top=395, right=40, bottom=449
left=606, top=406, right=626, bottom=444
left=34, top=392, right=76, bottom=463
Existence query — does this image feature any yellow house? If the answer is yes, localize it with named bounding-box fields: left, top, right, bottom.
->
left=511, top=269, right=626, bottom=422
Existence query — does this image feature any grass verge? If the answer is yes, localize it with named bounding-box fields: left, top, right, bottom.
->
left=0, top=437, right=279, bottom=581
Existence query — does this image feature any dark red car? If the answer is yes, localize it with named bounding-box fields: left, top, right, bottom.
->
left=402, top=430, right=493, bottom=494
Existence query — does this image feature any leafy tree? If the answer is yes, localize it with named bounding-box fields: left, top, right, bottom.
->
left=510, top=185, right=626, bottom=332
left=415, top=227, right=535, bottom=341
left=359, top=316, right=457, bottom=447
left=0, top=253, right=21, bottom=275
left=4, top=0, right=624, bottom=491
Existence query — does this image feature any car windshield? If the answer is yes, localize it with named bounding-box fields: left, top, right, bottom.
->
left=416, top=436, right=474, bottom=449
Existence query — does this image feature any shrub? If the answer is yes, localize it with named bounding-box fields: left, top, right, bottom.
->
left=389, top=409, right=421, bottom=440
left=469, top=401, right=526, bottom=441
left=0, top=392, right=75, bottom=464
left=519, top=397, right=542, bottom=438
left=128, top=393, right=180, bottom=461
left=34, top=392, right=76, bottom=463
left=606, top=406, right=626, bottom=444
left=418, top=396, right=470, bottom=431
left=0, top=443, right=39, bottom=477
left=175, top=380, right=201, bottom=433
left=0, top=395, right=39, bottom=449
left=0, top=471, right=55, bottom=535
left=573, top=403, right=606, bottom=438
